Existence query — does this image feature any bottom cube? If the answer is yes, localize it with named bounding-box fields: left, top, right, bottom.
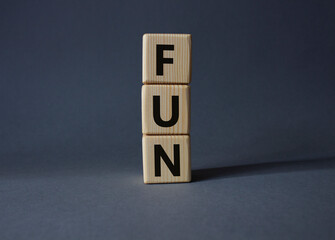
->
left=142, top=135, right=191, bottom=184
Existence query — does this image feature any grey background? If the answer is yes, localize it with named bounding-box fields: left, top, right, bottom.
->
left=1, top=0, right=335, bottom=239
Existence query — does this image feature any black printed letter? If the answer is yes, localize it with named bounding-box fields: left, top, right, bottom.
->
left=156, top=44, right=174, bottom=76
left=155, top=144, right=180, bottom=176
left=153, top=95, right=179, bottom=127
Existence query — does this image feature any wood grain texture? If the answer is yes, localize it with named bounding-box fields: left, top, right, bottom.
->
left=143, top=33, right=191, bottom=84
left=142, top=135, right=191, bottom=184
left=142, top=85, right=190, bottom=134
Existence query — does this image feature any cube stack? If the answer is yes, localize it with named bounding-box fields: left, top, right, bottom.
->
left=142, top=33, right=192, bottom=184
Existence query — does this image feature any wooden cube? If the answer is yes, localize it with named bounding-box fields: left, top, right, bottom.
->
left=143, top=33, right=191, bottom=84
left=142, top=85, right=190, bottom=134
left=142, top=135, right=191, bottom=184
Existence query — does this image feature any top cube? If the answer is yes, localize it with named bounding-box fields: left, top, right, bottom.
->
left=143, top=33, right=191, bottom=84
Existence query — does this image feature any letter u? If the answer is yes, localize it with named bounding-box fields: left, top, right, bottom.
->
left=153, top=95, right=179, bottom=127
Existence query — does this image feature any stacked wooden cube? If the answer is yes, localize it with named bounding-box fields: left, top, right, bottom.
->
left=142, top=33, right=192, bottom=184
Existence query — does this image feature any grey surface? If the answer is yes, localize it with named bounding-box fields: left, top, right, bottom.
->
left=1, top=0, right=335, bottom=239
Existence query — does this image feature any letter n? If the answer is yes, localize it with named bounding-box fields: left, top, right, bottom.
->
left=154, top=144, right=180, bottom=176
